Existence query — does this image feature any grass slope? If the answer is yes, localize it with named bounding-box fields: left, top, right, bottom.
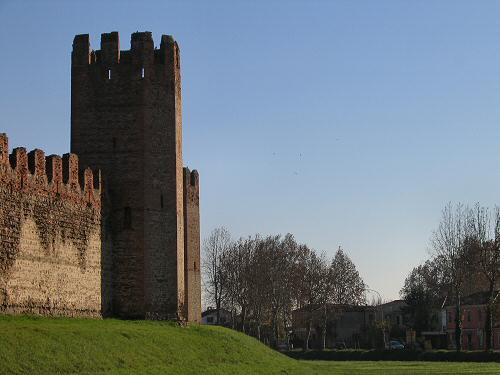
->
left=1, top=315, right=500, bottom=375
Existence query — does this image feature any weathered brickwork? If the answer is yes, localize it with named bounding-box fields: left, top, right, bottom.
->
left=183, top=168, right=201, bottom=323
left=0, top=134, right=102, bottom=317
left=0, top=31, right=201, bottom=323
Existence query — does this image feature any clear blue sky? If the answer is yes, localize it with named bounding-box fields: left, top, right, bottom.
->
left=1, top=1, right=500, bottom=300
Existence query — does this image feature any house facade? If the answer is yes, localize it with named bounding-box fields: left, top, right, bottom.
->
left=445, top=292, right=500, bottom=350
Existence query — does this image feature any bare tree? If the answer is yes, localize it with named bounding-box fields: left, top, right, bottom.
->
left=228, top=236, right=255, bottom=333
left=467, top=204, right=500, bottom=351
left=313, top=246, right=366, bottom=350
left=264, top=234, right=301, bottom=347
left=202, top=229, right=368, bottom=351
left=400, top=258, right=448, bottom=335
left=263, top=235, right=283, bottom=347
left=431, top=203, right=469, bottom=351
left=297, top=247, right=325, bottom=350
left=316, top=252, right=332, bottom=351
left=280, top=234, right=302, bottom=349
left=247, top=236, right=269, bottom=341
left=203, top=227, right=232, bottom=324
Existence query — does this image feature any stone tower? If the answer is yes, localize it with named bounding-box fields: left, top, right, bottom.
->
left=71, top=31, right=200, bottom=321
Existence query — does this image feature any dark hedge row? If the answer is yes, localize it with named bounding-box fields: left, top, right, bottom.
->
left=285, top=349, right=500, bottom=362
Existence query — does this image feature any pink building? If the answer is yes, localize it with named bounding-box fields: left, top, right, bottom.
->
left=445, top=292, right=500, bottom=350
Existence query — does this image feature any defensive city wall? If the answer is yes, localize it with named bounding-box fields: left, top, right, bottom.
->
left=0, top=134, right=102, bottom=317
left=0, top=31, right=202, bottom=322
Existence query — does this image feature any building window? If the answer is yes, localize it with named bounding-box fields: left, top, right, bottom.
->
left=478, top=309, right=482, bottom=321
left=124, top=207, right=132, bottom=229
left=160, top=194, right=164, bottom=209
left=467, top=310, right=471, bottom=322
left=396, top=315, right=401, bottom=326
left=108, top=69, right=111, bottom=80
left=207, top=316, right=213, bottom=323
left=448, top=312, right=453, bottom=323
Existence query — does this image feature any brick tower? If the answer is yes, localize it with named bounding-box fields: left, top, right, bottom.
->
left=183, top=168, right=201, bottom=323
left=71, top=31, right=200, bottom=321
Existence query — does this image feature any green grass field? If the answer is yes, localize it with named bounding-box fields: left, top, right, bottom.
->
left=1, top=315, right=500, bottom=375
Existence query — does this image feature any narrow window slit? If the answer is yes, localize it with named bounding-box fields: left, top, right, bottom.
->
left=108, top=69, right=111, bottom=80
left=124, top=207, right=132, bottom=229
left=141, top=67, right=145, bottom=78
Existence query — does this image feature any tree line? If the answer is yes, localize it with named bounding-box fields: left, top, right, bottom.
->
left=202, top=227, right=366, bottom=349
left=400, top=203, right=500, bottom=351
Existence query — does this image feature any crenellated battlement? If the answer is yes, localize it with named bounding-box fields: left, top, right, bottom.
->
left=183, top=168, right=199, bottom=191
left=72, top=31, right=179, bottom=68
left=0, top=133, right=100, bottom=208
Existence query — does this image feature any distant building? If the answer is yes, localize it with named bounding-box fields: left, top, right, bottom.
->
left=379, top=300, right=408, bottom=339
left=201, top=308, right=232, bottom=326
left=380, top=300, right=406, bottom=328
left=445, top=291, right=500, bottom=350
left=292, top=304, right=377, bottom=349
